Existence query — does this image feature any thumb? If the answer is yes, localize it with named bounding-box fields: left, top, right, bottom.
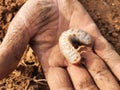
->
left=0, top=11, right=29, bottom=79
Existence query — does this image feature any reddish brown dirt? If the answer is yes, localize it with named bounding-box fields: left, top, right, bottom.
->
left=0, top=0, right=120, bottom=89
left=80, top=0, right=120, bottom=53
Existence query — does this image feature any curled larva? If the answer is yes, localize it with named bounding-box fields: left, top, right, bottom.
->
left=59, top=29, right=92, bottom=64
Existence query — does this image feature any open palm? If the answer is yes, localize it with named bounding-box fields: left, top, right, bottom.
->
left=0, top=0, right=120, bottom=90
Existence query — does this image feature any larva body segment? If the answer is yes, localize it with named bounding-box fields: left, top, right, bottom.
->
left=59, top=29, right=92, bottom=64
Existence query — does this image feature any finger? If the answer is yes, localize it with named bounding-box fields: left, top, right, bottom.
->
left=82, top=49, right=120, bottom=90
left=67, top=64, right=98, bottom=90
left=69, top=0, right=101, bottom=39
left=95, top=36, right=120, bottom=80
left=39, top=45, right=74, bottom=90
left=45, top=67, right=74, bottom=90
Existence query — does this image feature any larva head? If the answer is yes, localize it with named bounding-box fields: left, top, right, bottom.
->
left=76, top=30, right=92, bottom=45
left=69, top=29, right=92, bottom=49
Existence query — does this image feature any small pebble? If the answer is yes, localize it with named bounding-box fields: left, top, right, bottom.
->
left=111, top=3, right=115, bottom=6
left=112, top=32, right=119, bottom=37
left=6, top=13, right=13, bottom=22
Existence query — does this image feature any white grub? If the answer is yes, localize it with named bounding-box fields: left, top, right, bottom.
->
left=59, top=29, right=92, bottom=64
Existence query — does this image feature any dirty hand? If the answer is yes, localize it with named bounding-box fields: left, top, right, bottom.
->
left=0, top=0, right=120, bottom=90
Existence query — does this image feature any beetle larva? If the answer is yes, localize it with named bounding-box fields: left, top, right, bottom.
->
left=59, top=29, right=92, bottom=64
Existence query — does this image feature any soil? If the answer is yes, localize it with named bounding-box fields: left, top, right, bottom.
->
left=0, top=0, right=120, bottom=90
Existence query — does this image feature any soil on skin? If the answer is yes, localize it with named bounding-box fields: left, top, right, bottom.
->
left=0, top=0, right=120, bottom=90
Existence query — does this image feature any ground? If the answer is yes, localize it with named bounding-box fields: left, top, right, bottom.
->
left=0, top=0, right=120, bottom=90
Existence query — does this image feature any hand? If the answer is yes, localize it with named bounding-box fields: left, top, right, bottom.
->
left=0, top=0, right=120, bottom=90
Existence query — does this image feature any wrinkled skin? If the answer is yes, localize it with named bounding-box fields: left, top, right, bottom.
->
left=0, top=0, right=120, bottom=90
